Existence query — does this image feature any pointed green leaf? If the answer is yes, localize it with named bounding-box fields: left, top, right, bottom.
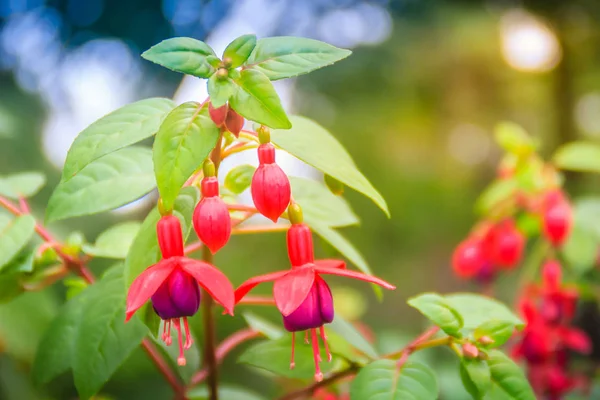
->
left=242, top=312, right=284, bottom=340
left=238, top=336, right=335, bottom=379
left=486, top=350, right=535, bottom=400
left=291, top=176, right=359, bottom=228
left=0, top=215, right=35, bottom=271
left=474, top=320, right=516, bottom=348
left=272, top=116, right=388, bottom=216
left=460, top=359, right=491, bottom=399
left=245, top=37, right=351, bottom=80
left=328, top=314, right=378, bottom=359
left=83, top=221, right=142, bottom=259
left=223, top=34, right=257, bottom=68
left=309, top=221, right=382, bottom=299
left=350, top=360, right=438, bottom=400
left=475, top=179, right=517, bottom=215
left=407, top=293, right=464, bottom=337
left=445, top=294, right=524, bottom=330
left=73, top=269, right=146, bottom=399
left=47, top=147, right=155, bottom=222
left=62, top=98, right=175, bottom=178
left=142, top=38, right=217, bottom=78
left=494, top=122, right=535, bottom=156
left=229, top=69, right=291, bottom=129
left=208, top=75, right=237, bottom=108
left=153, top=102, right=219, bottom=211
left=0, top=172, right=46, bottom=199
left=225, top=164, right=256, bottom=194
left=553, top=141, right=600, bottom=173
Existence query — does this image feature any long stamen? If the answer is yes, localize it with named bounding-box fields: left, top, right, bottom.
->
left=183, top=317, right=193, bottom=350
left=162, top=320, right=168, bottom=342
left=304, top=330, right=309, bottom=344
left=165, top=319, right=172, bottom=346
left=320, top=326, right=332, bottom=362
left=173, top=319, right=186, bottom=366
left=311, top=328, right=323, bottom=381
left=290, top=332, right=296, bottom=369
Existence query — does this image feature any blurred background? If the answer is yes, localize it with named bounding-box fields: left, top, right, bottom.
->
left=1, top=0, right=600, bottom=398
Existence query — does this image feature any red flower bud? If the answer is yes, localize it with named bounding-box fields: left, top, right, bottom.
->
left=157, top=215, right=184, bottom=259
left=193, top=177, right=231, bottom=254
left=542, top=190, right=572, bottom=246
left=462, top=342, right=479, bottom=359
left=542, top=260, right=562, bottom=291
left=287, top=223, right=315, bottom=267
left=490, top=220, right=525, bottom=269
left=452, top=237, right=485, bottom=278
left=208, top=103, right=227, bottom=126
left=251, top=143, right=291, bottom=222
left=225, top=108, right=244, bottom=137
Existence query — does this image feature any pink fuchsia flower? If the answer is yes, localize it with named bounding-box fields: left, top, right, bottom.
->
left=451, top=237, right=485, bottom=278
left=541, top=190, right=572, bottom=247
left=193, top=175, right=231, bottom=254
left=125, top=215, right=235, bottom=365
left=489, top=219, right=525, bottom=269
left=234, top=206, right=395, bottom=381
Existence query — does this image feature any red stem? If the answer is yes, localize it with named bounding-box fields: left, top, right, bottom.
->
left=237, top=295, right=276, bottom=306
left=142, top=339, right=186, bottom=399
left=189, top=329, right=262, bottom=386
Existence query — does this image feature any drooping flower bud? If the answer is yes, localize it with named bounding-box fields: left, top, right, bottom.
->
left=452, top=237, right=485, bottom=278
left=151, top=268, right=201, bottom=320
left=490, top=220, right=525, bottom=269
left=157, top=215, right=184, bottom=259
left=462, top=342, right=479, bottom=359
left=208, top=103, right=245, bottom=137
left=542, top=190, right=572, bottom=246
left=251, top=143, right=291, bottom=222
left=282, top=277, right=334, bottom=332
left=193, top=176, right=231, bottom=254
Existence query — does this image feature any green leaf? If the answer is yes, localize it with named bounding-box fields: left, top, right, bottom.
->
left=229, top=69, right=291, bottom=129
left=494, top=122, right=535, bottom=156
left=475, top=179, right=517, bottom=215
left=83, top=221, right=142, bottom=259
left=445, top=294, right=524, bottom=330
left=0, top=215, right=35, bottom=271
left=350, top=359, right=438, bottom=400
left=291, top=177, right=359, bottom=228
left=553, top=141, right=600, bottom=173
left=47, top=147, right=156, bottom=222
left=460, top=359, right=491, bottom=399
left=62, top=98, right=175, bottom=178
left=187, top=385, right=265, bottom=400
left=142, top=38, right=217, bottom=78
left=242, top=312, right=284, bottom=340
left=238, top=336, right=335, bottom=380
left=224, top=164, right=256, bottom=194
left=486, top=350, right=535, bottom=400
left=223, top=34, right=257, bottom=68
left=153, top=102, right=219, bottom=211
left=124, top=187, right=199, bottom=333
left=561, top=198, right=600, bottom=274
left=208, top=75, right=237, bottom=108
left=32, top=292, right=86, bottom=385
left=328, top=314, right=378, bottom=359
left=72, top=268, right=147, bottom=399
left=0, top=172, right=46, bottom=199
left=271, top=116, right=388, bottom=216
left=309, top=222, right=382, bottom=299
left=245, top=37, right=351, bottom=80
left=474, top=320, right=516, bottom=348
left=407, top=293, right=464, bottom=337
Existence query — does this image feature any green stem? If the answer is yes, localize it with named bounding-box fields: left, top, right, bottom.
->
left=201, top=246, right=218, bottom=400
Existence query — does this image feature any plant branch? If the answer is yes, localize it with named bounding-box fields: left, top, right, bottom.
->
left=201, top=245, right=219, bottom=400
left=237, top=295, right=275, bottom=306
left=142, top=339, right=186, bottom=399
left=189, top=328, right=262, bottom=386
left=277, top=365, right=360, bottom=400
left=232, top=224, right=289, bottom=235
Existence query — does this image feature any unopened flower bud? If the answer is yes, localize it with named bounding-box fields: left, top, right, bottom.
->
left=477, top=336, right=495, bottom=346
left=251, top=143, right=291, bottom=222
left=462, top=342, right=479, bottom=359
left=193, top=177, right=231, bottom=254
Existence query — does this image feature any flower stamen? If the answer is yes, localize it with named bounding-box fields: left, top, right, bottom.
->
left=320, top=326, right=332, bottom=362
left=183, top=317, right=193, bottom=350
left=173, top=319, right=186, bottom=366
left=311, top=328, right=323, bottom=381
left=290, top=332, right=296, bottom=370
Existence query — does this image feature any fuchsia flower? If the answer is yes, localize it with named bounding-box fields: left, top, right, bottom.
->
left=251, top=142, right=291, bottom=222
left=235, top=206, right=395, bottom=381
left=541, top=190, right=572, bottom=247
left=126, top=215, right=235, bottom=365
left=193, top=176, right=231, bottom=254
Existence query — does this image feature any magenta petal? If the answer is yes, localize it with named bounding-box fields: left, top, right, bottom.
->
left=282, top=277, right=334, bottom=332
left=316, top=278, right=334, bottom=323
left=179, top=258, right=236, bottom=315
left=151, top=268, right=201, bottom=319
